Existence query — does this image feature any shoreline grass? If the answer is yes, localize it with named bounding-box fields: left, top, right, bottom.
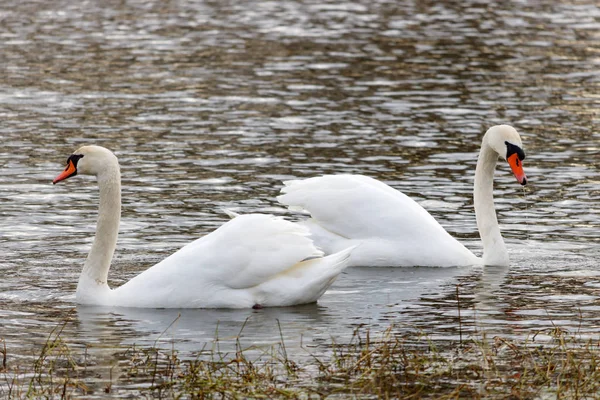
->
left=3, top=315, right=600, bottom=399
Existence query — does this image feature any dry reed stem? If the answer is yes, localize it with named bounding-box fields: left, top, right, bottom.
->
left=2, top=315, right=600, bottom=399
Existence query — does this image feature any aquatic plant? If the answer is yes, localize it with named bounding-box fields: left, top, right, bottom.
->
left=3, top=313, right=600, bottom=399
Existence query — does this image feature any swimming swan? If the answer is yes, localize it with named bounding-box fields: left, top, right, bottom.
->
left=278, top=125, right=527, bottom=267
left=53, top=145, right=352, bottom=308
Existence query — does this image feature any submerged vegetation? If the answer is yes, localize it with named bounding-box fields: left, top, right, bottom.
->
left=3, top=313, right=600, bottom=399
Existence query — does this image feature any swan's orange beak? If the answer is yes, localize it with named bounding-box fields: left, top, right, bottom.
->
left=507, top=153, right=527, bottom=186
left=53, top=160, right=77, bottom=184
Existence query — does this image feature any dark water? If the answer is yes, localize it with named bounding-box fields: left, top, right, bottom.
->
left=1, top=0, right=599, bottom=395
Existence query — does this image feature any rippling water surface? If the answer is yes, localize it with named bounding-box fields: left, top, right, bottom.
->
left=1, top=0, right=599, bottom=395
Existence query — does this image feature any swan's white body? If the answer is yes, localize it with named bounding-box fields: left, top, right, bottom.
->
left=53, top=146, right=351, bottom=308
left=278, top=125, right=527, bottom=268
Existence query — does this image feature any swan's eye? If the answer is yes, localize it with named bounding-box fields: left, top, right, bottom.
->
left=505, top=141, right=525, bottom=161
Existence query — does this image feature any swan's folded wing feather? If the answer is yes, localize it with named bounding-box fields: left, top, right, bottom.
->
left=278, top=174, right=448, bottom=240
left=128, top=214, right=324, bottom=291
left=210, top=214, right=324, bottom=289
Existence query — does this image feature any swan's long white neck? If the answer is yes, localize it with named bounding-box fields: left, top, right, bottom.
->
left=474, top=140, right=508, bottom=266
left=76, top=164, right=121, bottom=300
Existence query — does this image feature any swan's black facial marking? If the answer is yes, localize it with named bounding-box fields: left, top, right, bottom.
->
left=505, top=141, right=525, bottom=162
left=67, top=154, right=84, bottom=168
left=65, top=154, right=83, bottom=176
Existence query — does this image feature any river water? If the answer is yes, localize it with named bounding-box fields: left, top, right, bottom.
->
left=0, top=0, right=599, bottom=396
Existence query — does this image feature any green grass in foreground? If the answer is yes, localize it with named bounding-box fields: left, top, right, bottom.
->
left=2, top=318, right=600, bottom=399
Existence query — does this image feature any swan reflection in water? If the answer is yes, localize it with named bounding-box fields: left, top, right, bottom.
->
left=473, top=264, right=510, bottom=327
left=74, top=265, right=471, bottom=355
left=75, top=303, right=333, bottom=355
left=73, top=304, right=333, bottom=394
left=68, top=265, right=471, bottom=392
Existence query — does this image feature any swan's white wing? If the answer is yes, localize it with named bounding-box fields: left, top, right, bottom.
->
left=278, top=174, right=478, bottom=267
left=124, top=214, right=322, bottom=289
left=112, top=214, right=339, bottom=307
left=278, top=174, right=448, bottom=239
left=189, top=213, right=324, bottom=289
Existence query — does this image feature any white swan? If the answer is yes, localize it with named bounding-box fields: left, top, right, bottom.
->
left=52, top=145, right=352, bottom=308
left=278, top=125, right=527, bottom=267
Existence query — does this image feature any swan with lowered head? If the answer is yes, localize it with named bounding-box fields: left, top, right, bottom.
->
left=278, top=125, right=527, bottom=267
left=53, top=145, right=352, bottom=308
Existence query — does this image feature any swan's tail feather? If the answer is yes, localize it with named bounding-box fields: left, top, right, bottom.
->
left=319, top=245, right=354, bottom=275
left=255, top=246, right=354, bottom=307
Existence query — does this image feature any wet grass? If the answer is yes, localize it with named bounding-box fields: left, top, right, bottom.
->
left=3, top=315, right=600, bottom=399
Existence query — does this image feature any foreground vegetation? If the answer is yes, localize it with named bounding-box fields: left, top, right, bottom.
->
left=3, top=316, right=600, bottom=400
